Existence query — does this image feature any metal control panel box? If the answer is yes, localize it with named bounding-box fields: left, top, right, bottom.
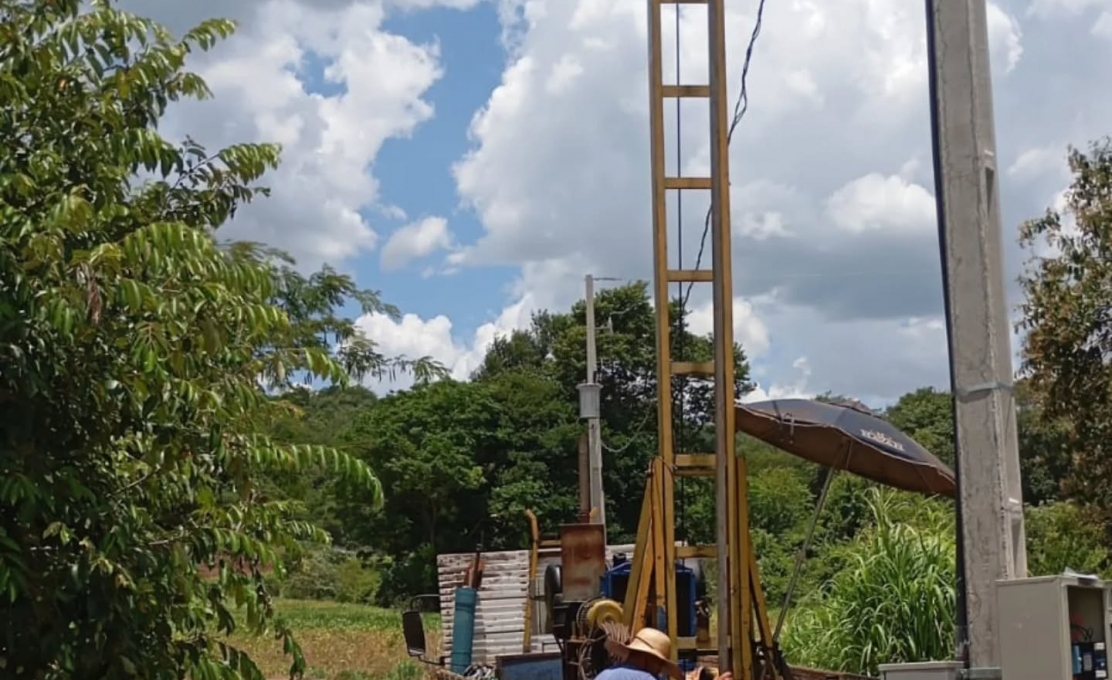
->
left=878, top=660, right=962, bottom=680
left=998, top=575, right=1111, bottom=680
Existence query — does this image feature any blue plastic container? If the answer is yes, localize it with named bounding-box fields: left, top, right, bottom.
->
left=450, top=586, right=478, bottom=674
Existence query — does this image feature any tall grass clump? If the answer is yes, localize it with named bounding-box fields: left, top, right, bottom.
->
left=782, top=488, right=956, bottom=677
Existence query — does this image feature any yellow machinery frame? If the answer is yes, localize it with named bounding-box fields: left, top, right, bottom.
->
left=620, top=0, right=781, bottom=678
left=620, top=462, right=778, bottom=676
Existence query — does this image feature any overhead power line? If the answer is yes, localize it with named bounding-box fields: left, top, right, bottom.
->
left=681, top=0, right=769, bottom=313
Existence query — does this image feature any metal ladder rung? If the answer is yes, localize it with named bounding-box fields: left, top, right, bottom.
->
left=675, top=453, right=715, bottom=477
left=664, top=177, right=712, bottom=190
left=672, top=360, right=714, bottom=377
left=661, top=84, right=710, bottom=98
left=676, top=545, right=716, bottom=559
left=667, top=269, right=712, bottom=283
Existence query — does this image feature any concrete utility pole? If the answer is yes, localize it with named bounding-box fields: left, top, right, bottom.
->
left=927, top=0, right=1028, bottom=671
left=583, top=274, right=606, bottom=528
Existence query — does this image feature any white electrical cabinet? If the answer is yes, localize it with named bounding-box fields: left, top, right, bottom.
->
left=998, top=575, right=1111, bottom=680
left=878, top=661, right=962, bottom=680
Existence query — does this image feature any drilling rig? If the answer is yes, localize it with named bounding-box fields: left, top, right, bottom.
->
left=406, top=1, right=1043, bottom=679
left=614, top=0, right=784, bottom=677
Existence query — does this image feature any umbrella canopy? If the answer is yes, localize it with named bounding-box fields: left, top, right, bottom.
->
left=734, top=398, right=956, bottom=497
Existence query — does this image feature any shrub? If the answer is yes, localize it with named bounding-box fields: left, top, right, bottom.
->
left=1025, top=501, right=1110, bottom=577
left=375, top=544, right=438, bottom=607
left=279, top=547, right=380, bottom=604
left=815, top=474, right=875, bottom=544
left=782, top=489, right=956, bottom=677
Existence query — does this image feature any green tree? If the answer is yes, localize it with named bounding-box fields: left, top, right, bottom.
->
left=1014, top=380, right=1073, bottom=506
left=880, top=383, right=1071, bottom=505
left=0, top=2, right=436, bottom=677
left=261, top=386, right=382, bottom=546
left=474, top=282, right=756, bottom=542
left=345, top=372, right=583, bottom=603
left=1018, top=139, right=1112, bottom=510
left=481, top=369, right=582, bottom=545
left=746, top=466, right=815, bottom=606
left=330, top=283, right=762, bottom=603
left=266, top=387, right=379, bottom=447
left=355, top=381, right=492, bottom=554
left=1025, top=501, right=1110, bottom=577
left=813, top=391, right=854, bottom=404
left=816, top=473, right=876, bottom=544
left=885, top=387, right=955, bottom=467
left=749, top=467, right=812, bottom=540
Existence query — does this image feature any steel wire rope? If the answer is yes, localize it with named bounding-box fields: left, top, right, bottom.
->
left=680, top=0, right=769, bottom=313
left=673, top=0, right=690, bottom=547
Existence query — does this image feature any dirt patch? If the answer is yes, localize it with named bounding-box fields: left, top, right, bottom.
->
left=237, top=627, right=442, bottom=679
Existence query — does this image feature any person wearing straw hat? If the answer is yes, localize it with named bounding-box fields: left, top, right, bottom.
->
left=596, top=627, right=684, bottom=680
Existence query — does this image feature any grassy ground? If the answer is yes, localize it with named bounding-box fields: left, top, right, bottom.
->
left=232, top=599, right=786, bottom=680
left=232, top=599, right=441, bottom=680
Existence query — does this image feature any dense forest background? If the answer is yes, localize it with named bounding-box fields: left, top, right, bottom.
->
left=259, top=281, right=1109, bottom=674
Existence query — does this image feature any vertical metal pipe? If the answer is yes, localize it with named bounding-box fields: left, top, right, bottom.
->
left=645, top=0, right=680, bottom=650
left=586, top=275, right=597, bottom=385
left=578, top=433, right=591, bottom=522
left=922, top=0, right=969, bottom=663
left=716, top=450, right=731, bottom=669
left=707, top=0, right=742, bottom=673
left=585, top=275, right=606, bottom=529
left=774, top=468, right=837, bottom=641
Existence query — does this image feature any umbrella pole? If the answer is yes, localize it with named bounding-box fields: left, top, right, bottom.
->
left=773, top=467, right=838, bottom=641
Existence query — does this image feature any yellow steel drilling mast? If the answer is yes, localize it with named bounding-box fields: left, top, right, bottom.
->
left=619, top=1, right=781, bottom=678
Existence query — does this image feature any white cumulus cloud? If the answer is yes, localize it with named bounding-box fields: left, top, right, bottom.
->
left=356, top=294, right=540, bottom=393
left=435, top=0, right=1111, bottom=402
left=826, top=173, right=937, bottom=234
left=128, top=0, right=448, bottom=271
left=381, top=216, right=455, bottom=271
left=126, top=0, right=1112, bottom=403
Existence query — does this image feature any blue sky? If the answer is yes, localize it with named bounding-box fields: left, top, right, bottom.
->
left=342, top=4, right=513, bottom=332
left=147, top=0, right=1112, bottom=402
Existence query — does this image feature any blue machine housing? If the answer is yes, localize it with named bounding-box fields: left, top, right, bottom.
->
left=599, top=559, right=697, bottom=638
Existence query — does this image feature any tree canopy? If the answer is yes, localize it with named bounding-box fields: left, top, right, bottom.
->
left=0, top=2, right=437, bottom=677
left=1018, top=138, right=1112, bottom=510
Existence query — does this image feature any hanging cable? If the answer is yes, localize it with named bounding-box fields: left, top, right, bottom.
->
left=681, top=0, right=769, bottom=312
left=602, top=411, right=653, bottom=454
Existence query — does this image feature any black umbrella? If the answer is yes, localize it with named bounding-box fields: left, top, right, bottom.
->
left=734, top=398, right=955, bottom=497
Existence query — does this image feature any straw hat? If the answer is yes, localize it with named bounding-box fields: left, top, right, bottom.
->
left=615, top=628, right=682, bottom=680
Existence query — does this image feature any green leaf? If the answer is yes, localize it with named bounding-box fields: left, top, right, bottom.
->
left=0, top=2, right=428, bottom=675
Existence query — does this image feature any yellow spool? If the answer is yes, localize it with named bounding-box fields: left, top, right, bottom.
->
left=586, top=598, right=624, bottom=629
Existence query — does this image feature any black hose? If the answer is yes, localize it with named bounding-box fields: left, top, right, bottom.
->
left=922, top=0, right=969, bottom=666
